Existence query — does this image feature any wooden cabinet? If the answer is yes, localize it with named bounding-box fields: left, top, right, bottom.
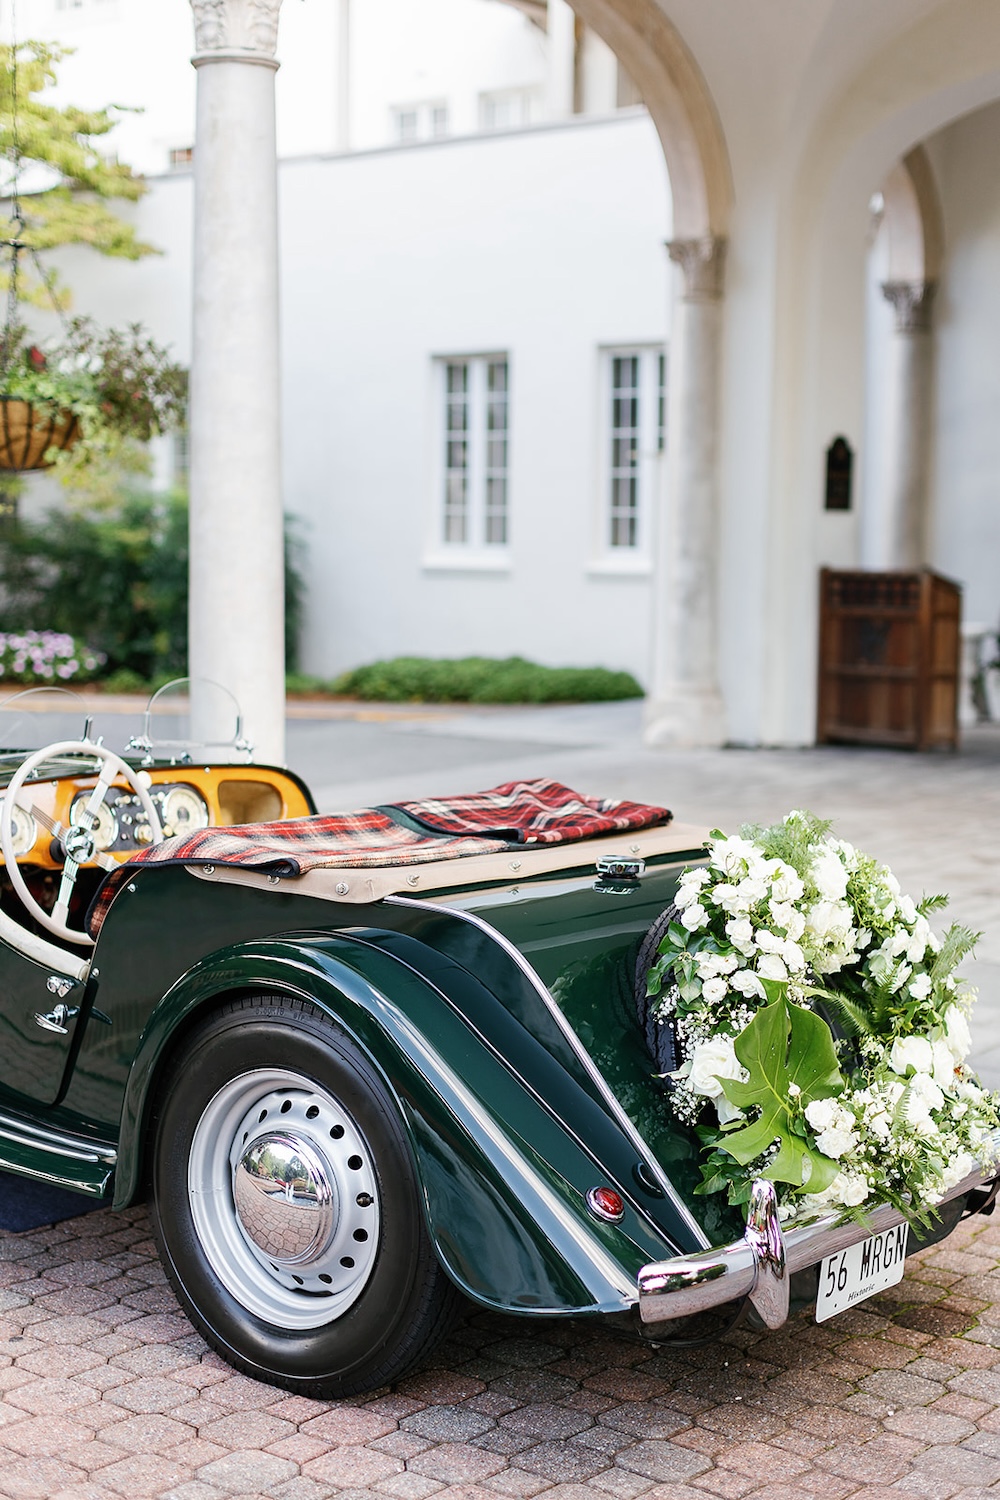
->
left=817, top=569, right=961, bottom=750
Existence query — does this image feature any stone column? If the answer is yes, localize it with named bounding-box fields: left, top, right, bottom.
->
left=546, top=0, right=576, bottom=120
left=188, top=0, right=286, bottom=764
left=862, top=280, right=936, bottom=570
left=644, top=237, right=727, bottom=747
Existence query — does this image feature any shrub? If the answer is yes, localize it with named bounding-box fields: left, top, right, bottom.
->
left=0, top=491, right=304, bottom=679
left=331, top=655, right=643, bottom=704
left=0, top=629, right=105, bottom=684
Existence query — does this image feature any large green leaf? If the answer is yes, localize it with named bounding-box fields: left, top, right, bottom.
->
left=716, top=991, right=844, bottom=1193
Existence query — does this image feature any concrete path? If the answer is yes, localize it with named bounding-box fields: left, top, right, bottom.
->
left=0, top=698, right=998, bottom=1499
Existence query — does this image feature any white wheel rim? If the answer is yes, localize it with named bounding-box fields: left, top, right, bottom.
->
left=188, top=1067, right=382, bottom=1329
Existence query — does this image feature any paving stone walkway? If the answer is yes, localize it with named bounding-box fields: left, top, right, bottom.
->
left=1, top=701, right=999, bottom=1498
left=0, top=1204, right=999, bottom=1499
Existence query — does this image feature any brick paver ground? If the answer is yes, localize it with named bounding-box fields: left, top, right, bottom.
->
left=0, top=1205, right=999, bottom=1499
left=1, top=703, right=998, bottom=1498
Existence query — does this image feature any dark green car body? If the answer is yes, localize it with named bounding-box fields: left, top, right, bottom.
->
left=1, top=830, right=724, bottom=1318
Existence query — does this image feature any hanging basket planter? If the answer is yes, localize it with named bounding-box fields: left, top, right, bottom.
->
left=0, top=396, right=80, bottom=472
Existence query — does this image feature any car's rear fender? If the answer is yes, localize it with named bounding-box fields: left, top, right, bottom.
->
left=117, top=932, right=679, bottom=1315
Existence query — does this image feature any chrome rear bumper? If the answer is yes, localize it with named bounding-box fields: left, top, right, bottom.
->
left=637, top=1157, right=997, bottom=1331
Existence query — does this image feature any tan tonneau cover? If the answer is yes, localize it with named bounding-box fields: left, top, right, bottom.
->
left=187, top=820, right=710, bottom=905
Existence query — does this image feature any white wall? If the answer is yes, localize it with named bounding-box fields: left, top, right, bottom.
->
left=38, top=112, right=671, bottom=681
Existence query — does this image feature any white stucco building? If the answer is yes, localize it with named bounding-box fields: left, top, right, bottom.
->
left=8, top=0, right=1000, bottom=752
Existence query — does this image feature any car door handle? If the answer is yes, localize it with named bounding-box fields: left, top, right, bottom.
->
left=34, top=1003, right=77, bottom=1034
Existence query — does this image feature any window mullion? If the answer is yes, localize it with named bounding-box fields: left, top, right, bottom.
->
left=468, top=358, right=486, bottom=549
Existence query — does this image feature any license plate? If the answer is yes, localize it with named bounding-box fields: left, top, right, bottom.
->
left=815, top=1222, right=909, bottom=1322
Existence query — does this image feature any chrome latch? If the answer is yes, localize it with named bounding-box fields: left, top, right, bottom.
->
left=594, top=854, right=646, bottom=894
left=46, top=975, right=74, bottom=999
left=596, top=855, right=645, bottom=880
left=34, top=1002, right=78, bottom=1035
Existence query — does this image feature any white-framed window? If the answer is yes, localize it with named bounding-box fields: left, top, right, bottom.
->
left=600, top=345, right=665, bottom=555
left=479, top=89, right=536, bottom=132
left=391, top=101, right=449, bottom=145
left=437, top=354, right=510, bottom=552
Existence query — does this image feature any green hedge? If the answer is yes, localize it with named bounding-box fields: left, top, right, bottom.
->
left=0, top=492, right=304, bottom=680
left=330, top=655, right=643, bottom=704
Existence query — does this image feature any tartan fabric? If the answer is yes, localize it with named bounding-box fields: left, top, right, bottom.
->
left=86, top=778, right=672, bottom=938
left=87, top=810, right=508, bottom=937
left=392, top=778, right=672, bottom=845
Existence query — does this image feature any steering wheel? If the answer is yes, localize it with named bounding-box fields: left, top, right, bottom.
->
left=0, top=740, right=164, bottom=947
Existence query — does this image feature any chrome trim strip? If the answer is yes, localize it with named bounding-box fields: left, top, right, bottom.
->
left=389, top=894, right=711, bottom=1252
left=638, top=1151, right=999, bottom=1326
left=0, top=1110, right=117, bottom=1165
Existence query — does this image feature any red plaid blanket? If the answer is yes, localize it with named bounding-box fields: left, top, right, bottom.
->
left=394, top=778, right=671, bottom=845
left=87, top=779, right=671, bottom=937
left=87, top=809, right=508, bottom=936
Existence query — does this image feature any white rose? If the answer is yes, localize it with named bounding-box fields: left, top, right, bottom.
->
left=931, top=1038, right=957, bottom=1090
left=781, top=940, right=806, bottom=974
left=938, top=1152, right=976, bottom=1194
left=738, top=878, right=769, bottom=907
left=898, top=895, right=917, bottom=924
left=888, top=1036, right=934, bottom=1076
left=770, top=864, right=804, bottom=904
left=701, top=977, right=728, bottom=1004
left=769, top=900, right=805, bottom=939
left=830, top=1172, right=870, bottom=1208
left=811, top=847, right=849, bottom=902
left=681, top=903, right=709, bottom=931
left=805, top=1097, right=838, bottom=1132
left=708, top=882, right=743, bottom=914
left=754, top=930, right=785, bottom=954
left=686, top=1036, right=745, bottom=1098
left=757, top=952, right=788, bottom=982
left=815, top=1124, right=857, bottom=1160
left=709, top=835, right=758, bottom=878
left=905, top=1071, right=945, bottom=1134
left=943, top=1006, right=972, bottom=1062
left=731, top=968, right=765, bottom=998
left=908, top=972, right=932, bottom=1001
left=726, top=917, right=755, bottom=953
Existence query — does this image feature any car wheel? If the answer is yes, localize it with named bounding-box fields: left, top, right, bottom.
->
left=149, top=993, right=461, bottom=1397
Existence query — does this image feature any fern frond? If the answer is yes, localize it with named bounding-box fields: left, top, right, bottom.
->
left=930, top=923, right=980, bottom=985
left=918, top=892, right=949, bottom=917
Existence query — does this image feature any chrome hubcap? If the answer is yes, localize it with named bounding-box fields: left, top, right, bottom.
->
left=233, top=1132, right=336, bottom=1266
left=189, top=1069, right=381, bottom=1329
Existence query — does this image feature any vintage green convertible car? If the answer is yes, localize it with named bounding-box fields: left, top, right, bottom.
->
left=0, top=686, right=994, bottom=1397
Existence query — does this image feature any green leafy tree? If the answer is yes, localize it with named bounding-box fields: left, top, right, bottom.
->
left=0, top=39, right=155, bottom=305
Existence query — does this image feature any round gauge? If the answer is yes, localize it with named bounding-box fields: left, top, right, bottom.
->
left=69, top=794, right=119, bottom=852
left=160, top=785, right=210, bottom=839
left=2, top=797, right=37, bottom=858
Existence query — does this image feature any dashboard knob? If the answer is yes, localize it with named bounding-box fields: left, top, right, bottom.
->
left=135, top=824, right=154, bottom=845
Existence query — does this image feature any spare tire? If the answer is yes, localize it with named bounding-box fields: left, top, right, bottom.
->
left=633, top=904, right=682, bottom=1077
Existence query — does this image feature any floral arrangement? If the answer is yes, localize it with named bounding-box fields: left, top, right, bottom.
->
left=0, top=630, right=104, bottom=683
left=645, top=810, right=1000, bottom=1222
left=0, top=317, right=187, bottom=465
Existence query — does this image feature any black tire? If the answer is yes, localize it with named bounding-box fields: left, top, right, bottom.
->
left=634, top=905, right=682, bottom=1076
left=149, top=993, right=462, bottom=1397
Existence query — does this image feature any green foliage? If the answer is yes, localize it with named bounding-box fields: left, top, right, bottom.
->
left=930, top=923, right=980, bottom=987
left=2, top=319, right=187, bottom=470
left=0, top=40, right=154, bottom=306
left=331, top=655, right=643, bottom=704
left=0, top=492, right=304, bottom=678
left=739, top=809, right=833, bottom=872
left=714, top=987, right=844, bottom=1194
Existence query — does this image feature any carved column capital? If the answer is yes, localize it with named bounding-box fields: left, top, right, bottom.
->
left=667, top=236, right=727, bottom=302
left=881, top=280, right=937, bottom=333
left=191, top=0, right=282, bottom=65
